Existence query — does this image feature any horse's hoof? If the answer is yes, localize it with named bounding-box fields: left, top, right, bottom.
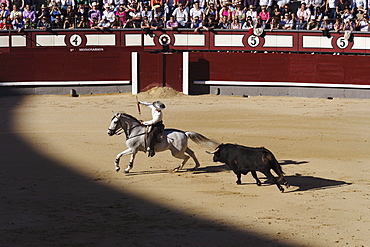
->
left=124, top=169, right=130, bottom=174
left=173, top=168, right=179, bottom=172
left=115, top=167, right=120, bottom=172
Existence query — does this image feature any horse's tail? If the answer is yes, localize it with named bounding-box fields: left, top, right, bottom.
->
left=185, top=132, right=220, bottom=150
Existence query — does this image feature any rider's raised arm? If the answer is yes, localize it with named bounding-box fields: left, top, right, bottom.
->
left=139, top=101, right=152, bottom=106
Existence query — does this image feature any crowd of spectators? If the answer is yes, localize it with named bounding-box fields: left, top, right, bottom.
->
left=0, top=0, right=369, bottom=32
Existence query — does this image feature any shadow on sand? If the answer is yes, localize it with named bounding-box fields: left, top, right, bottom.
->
left=0, top=88, right=298, bottom=246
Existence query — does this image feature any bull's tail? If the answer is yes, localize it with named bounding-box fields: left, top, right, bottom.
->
left=185, top=132, right=220, bottom=150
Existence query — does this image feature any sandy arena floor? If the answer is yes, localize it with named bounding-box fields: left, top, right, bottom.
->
left=1, top=87, right=369, bottom=246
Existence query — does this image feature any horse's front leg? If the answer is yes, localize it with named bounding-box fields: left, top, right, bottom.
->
left=114, top=149, right=134, bottom=172
left=124, top=153, right=136, bottom=173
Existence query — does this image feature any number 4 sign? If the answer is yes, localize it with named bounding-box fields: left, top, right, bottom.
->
left=70, top=34, right=83, bottom=47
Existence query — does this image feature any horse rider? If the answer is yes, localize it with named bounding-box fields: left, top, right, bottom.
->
left=138, top=100, right=166, bottom=157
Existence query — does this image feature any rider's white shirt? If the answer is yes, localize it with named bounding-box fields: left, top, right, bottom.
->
left=140, top=101, right=163, bottom=125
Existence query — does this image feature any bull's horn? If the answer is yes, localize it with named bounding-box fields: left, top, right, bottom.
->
left=206, top=148, right=219, bottom=154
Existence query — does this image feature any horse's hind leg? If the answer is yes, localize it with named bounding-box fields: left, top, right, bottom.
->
left=185, top=147, right=201, bottom=171
left=173, top=155, right=190, bottom=172
left=171, top=148, right=190, bottom=172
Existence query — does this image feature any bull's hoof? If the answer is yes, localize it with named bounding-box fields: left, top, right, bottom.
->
left=115, top=167, right=120, bottom=172
left=256, top=181, right=262, bottom=186
left=236, top=181, right=242, bottom=185
left=279, top=187, right=285, bottom=193
left=173, top=168, right=179, bottom=172
left=284, top=182, right=290, bottom=188
left=124, top=169, right=130, bottom=174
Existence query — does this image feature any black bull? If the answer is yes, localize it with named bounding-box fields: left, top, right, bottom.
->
left=209, top=144, right=290, bottom=192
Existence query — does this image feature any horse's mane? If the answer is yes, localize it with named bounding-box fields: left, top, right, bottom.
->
left=119, top=112, right=141, bottom=124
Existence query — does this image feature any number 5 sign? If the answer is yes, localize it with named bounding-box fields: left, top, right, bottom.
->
left=336, top=37, right=349, bottom=49
left=247, top=35, right=260, bottom=48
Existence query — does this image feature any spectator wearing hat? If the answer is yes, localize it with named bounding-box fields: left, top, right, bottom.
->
left=355, top=5, right=367, bottom=20
left=356, top=12, right=369, bottom=31
left=307, top=15, right=320, bottom=29
left=88, top=2, right=101, bottom=26
left=138, top=101, right=166, bottom=158
left=245, top=4, right=257, bottom=24
left=37, top=4, right=50, bottom=21
left=103, top=3, right=115, bottom=22
left=320, top=15, right=334, bottom=30
left=232, top=2, right=245, bottom=23
left=219, top=2, right=232, bottom=23
left=243, top=0, right=258, bottom=11
left=259, top=5, right=270, bottom=26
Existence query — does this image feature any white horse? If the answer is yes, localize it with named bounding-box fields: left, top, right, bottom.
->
left=107, top=112, right=219, bottom=173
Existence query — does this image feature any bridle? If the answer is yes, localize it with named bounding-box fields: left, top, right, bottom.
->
left=108, top=115, right=146, bottom=140
left=108, top=116, right=125, bottom=136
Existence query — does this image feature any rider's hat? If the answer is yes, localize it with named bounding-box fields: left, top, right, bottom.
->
left=153, top=101, right=166, bottom=110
